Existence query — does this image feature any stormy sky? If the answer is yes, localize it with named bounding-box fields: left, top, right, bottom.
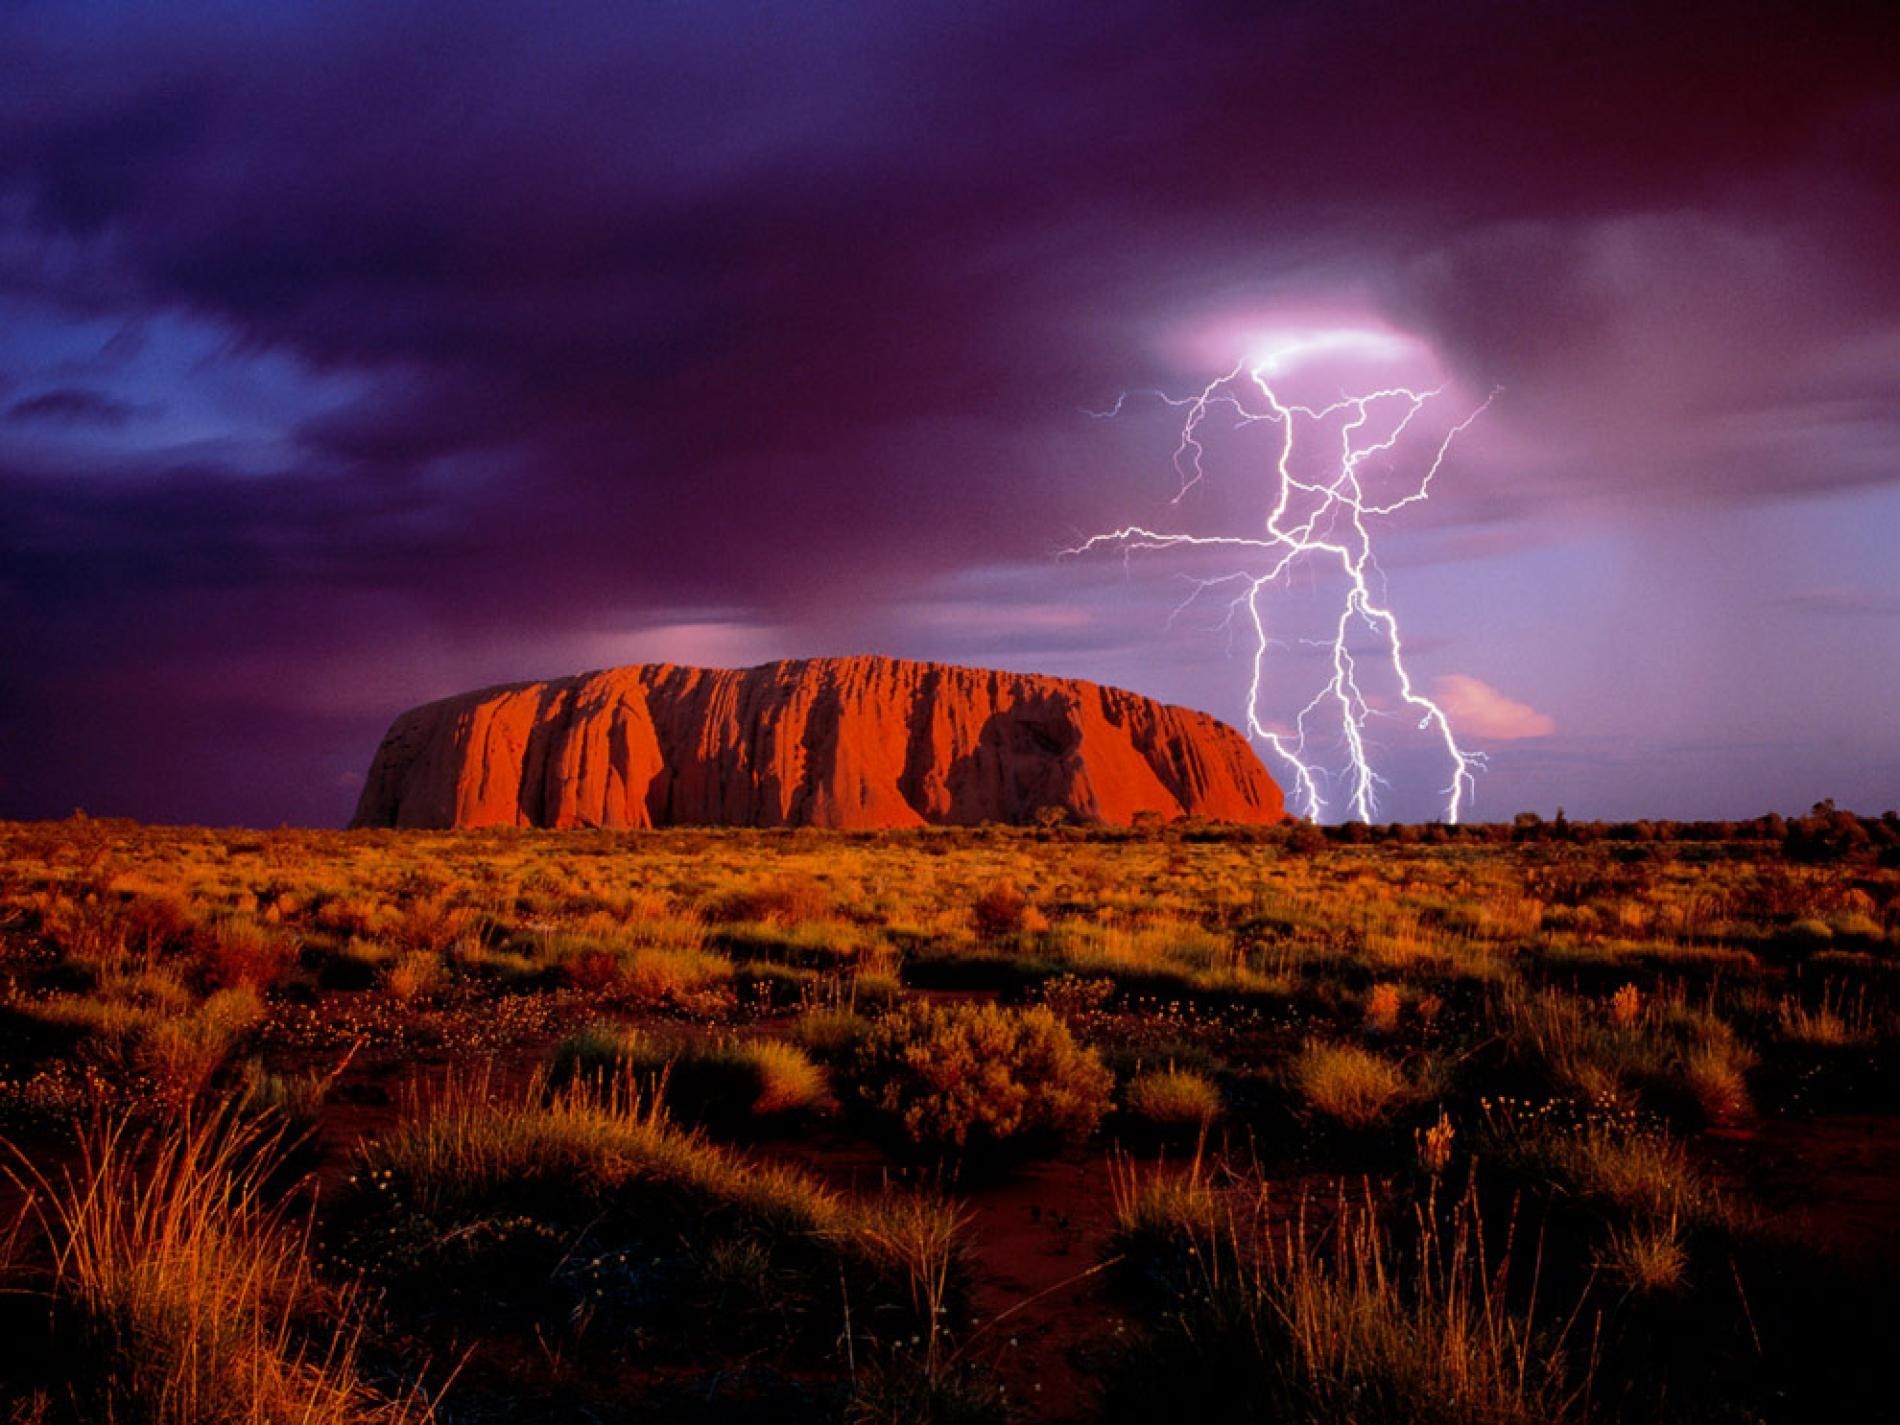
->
left=1, top=0, right=1895, bottom=825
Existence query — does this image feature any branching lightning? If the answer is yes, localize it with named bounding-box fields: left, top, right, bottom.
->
left=1067, top=346, right=1496, bottom=824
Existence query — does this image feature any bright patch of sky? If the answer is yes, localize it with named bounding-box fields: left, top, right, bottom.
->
left=0, top=294, right=377, bottom=476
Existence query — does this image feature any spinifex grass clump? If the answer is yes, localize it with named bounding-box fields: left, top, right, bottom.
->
left=1478, top=1096, right=1730, bottom=1297
left=342, top=1071, right=963, bottom=1361
left=547, top=1021, right=826, bottom=1125
left=848, top=1001, right=1112, bottom=1164
left=1288, top=1038, right=1419, bottom=1130
left=22, top=979, right=263, bottom=1109
left=1494, top=984, right=1755, bottom=1126
left=790, top=1005, right=875, bottom=1061
left=0, top=1107, right=426, bottom=1425
left=1105, top=1146, right=1223, bottom=1289
left=1107, top=1165, right=1593, bottom=1425
left=1774, top=982, right=1879, bottom=1047
left=1122, top=1065, right=1222, bottom=1132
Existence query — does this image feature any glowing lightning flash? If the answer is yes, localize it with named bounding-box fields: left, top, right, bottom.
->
left=1067, top=348, right=1496, bottom=824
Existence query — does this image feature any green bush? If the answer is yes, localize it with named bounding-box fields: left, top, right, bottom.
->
left=849, top=1001, right=1111, bottom=1160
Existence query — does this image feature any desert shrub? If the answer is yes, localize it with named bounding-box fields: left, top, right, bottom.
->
left=849, top=1002, right=1111, bottom=1160
left=1785, top=917, right=1834, bottom=951
left=1829, top=911, right=1884, bottom=946
left=1289, top=1039, right=1412, bottom=1129
left=841, top=1190, right=1001, bottom=1423
left=1363, top=982, right=1402, bottom=1033
left=1650, top=998, right=1755, bottom=1123
left=546, top=1021, right=627, bottom=1082
left=734, top=960, right=815, bottom=1009
left=1775, top=984, right=1876, bottom=1046
left=1047, top=918, right=1252, bottom=991
left=1100, top=1035, right=1222, bottom=1086
left=1609, top=983, right=1642, bottom=1029
left=39, top=897, right=131, bottom=974
left=970, top=881, right=1043, bottom=940
left=1123, top=1066, right=1221, bottom=1131
left=1108, top=1151, right=1222, bottom=1270
left=542, top=933, right=735, bottom=1004
left=718, top=917, right=880, bottom=968
left=1680, top=1035, right=1754, bottom=1123
left=707, top=876, right=833, bottom=925
left=850, top=969, right=905, bottom=1010
left=389, top=896, right=477, bottom=956
left=557, top=944, right=621, bottom=993
left=139, top=987, right=264, bottom=1106
left=1495, top=986, right=1657, bottom=1104
left=199, top=915, right=296, bottom=991
left=1415, top=1110, right=1457, bottom=1176
left=844, top=1350, right=1008, bottom=1425
left=43, top=893, right=194, bottom=976
left=743, top=1039, right=828, bottom=1115
left=235, top=1058, right=333, bottom=1130
left=317, top=937, right=393, bottom=990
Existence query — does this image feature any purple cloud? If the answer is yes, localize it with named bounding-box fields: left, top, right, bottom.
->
left=6, top=386, right=138, bottom=425
left=0, top=0, right=1895, bottom=823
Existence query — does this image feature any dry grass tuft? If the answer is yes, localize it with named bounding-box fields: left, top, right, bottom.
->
left=1124, top=1066, right=1222, bottom=1129
left=2, top=1106, right=426, bottom=1425
left=1109, top=1164, right=1592, bottom=1424
left=548, top=1023, right=826, bottom=1122
left=1290, top=1039, right=1412, bottom=1129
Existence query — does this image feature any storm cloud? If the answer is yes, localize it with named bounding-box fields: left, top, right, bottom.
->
left=1, top=0, right=1895, bottom=823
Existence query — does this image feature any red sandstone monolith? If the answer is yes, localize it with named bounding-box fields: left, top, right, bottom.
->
left=351, top=657, right=1286, bottom=829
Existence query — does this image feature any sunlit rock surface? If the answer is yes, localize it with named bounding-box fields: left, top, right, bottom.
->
left=351, top=657, right=1286, bottom=830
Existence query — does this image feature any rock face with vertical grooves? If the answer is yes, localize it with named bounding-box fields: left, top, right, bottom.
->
left=350, top=657, right=1286, bottom=830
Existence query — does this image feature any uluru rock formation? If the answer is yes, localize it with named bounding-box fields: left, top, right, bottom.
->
left=351, top=657, right=1287, bottom=830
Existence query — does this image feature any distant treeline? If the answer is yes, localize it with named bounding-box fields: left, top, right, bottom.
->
left=1150, top=800, right=1900, bottom=865
left=19, top=801, right=1900, bottom=866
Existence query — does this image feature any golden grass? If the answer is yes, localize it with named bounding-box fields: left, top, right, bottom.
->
left=355, top=1069, right=961, bottom=1309
left=23, top=982, right=262, bottom=1108
left=1123, top=1066, right=1222, bottom=1128
left=1290, top=1039, right=1413, bottom=1129
left=1598, top=1215, right=1688, bottom=1296
left=1479, top=1097, right=1724, bottom=1230
left=2, top=1107, right=426, bottom=1425
left=548, top=1022, right=827, bottom=1120
left=1, top=819, right=1895, bottom=1420
left=1776, top=983, right=1877, bottom=1046
left=1110, top=1161, right=1592, bottom=1425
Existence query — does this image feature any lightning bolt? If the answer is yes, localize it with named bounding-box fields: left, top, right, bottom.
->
left=1067, top=348, right=1496, bottom=824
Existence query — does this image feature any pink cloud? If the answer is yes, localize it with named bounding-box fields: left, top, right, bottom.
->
left=1433, top=674, right=1556, bottom=740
